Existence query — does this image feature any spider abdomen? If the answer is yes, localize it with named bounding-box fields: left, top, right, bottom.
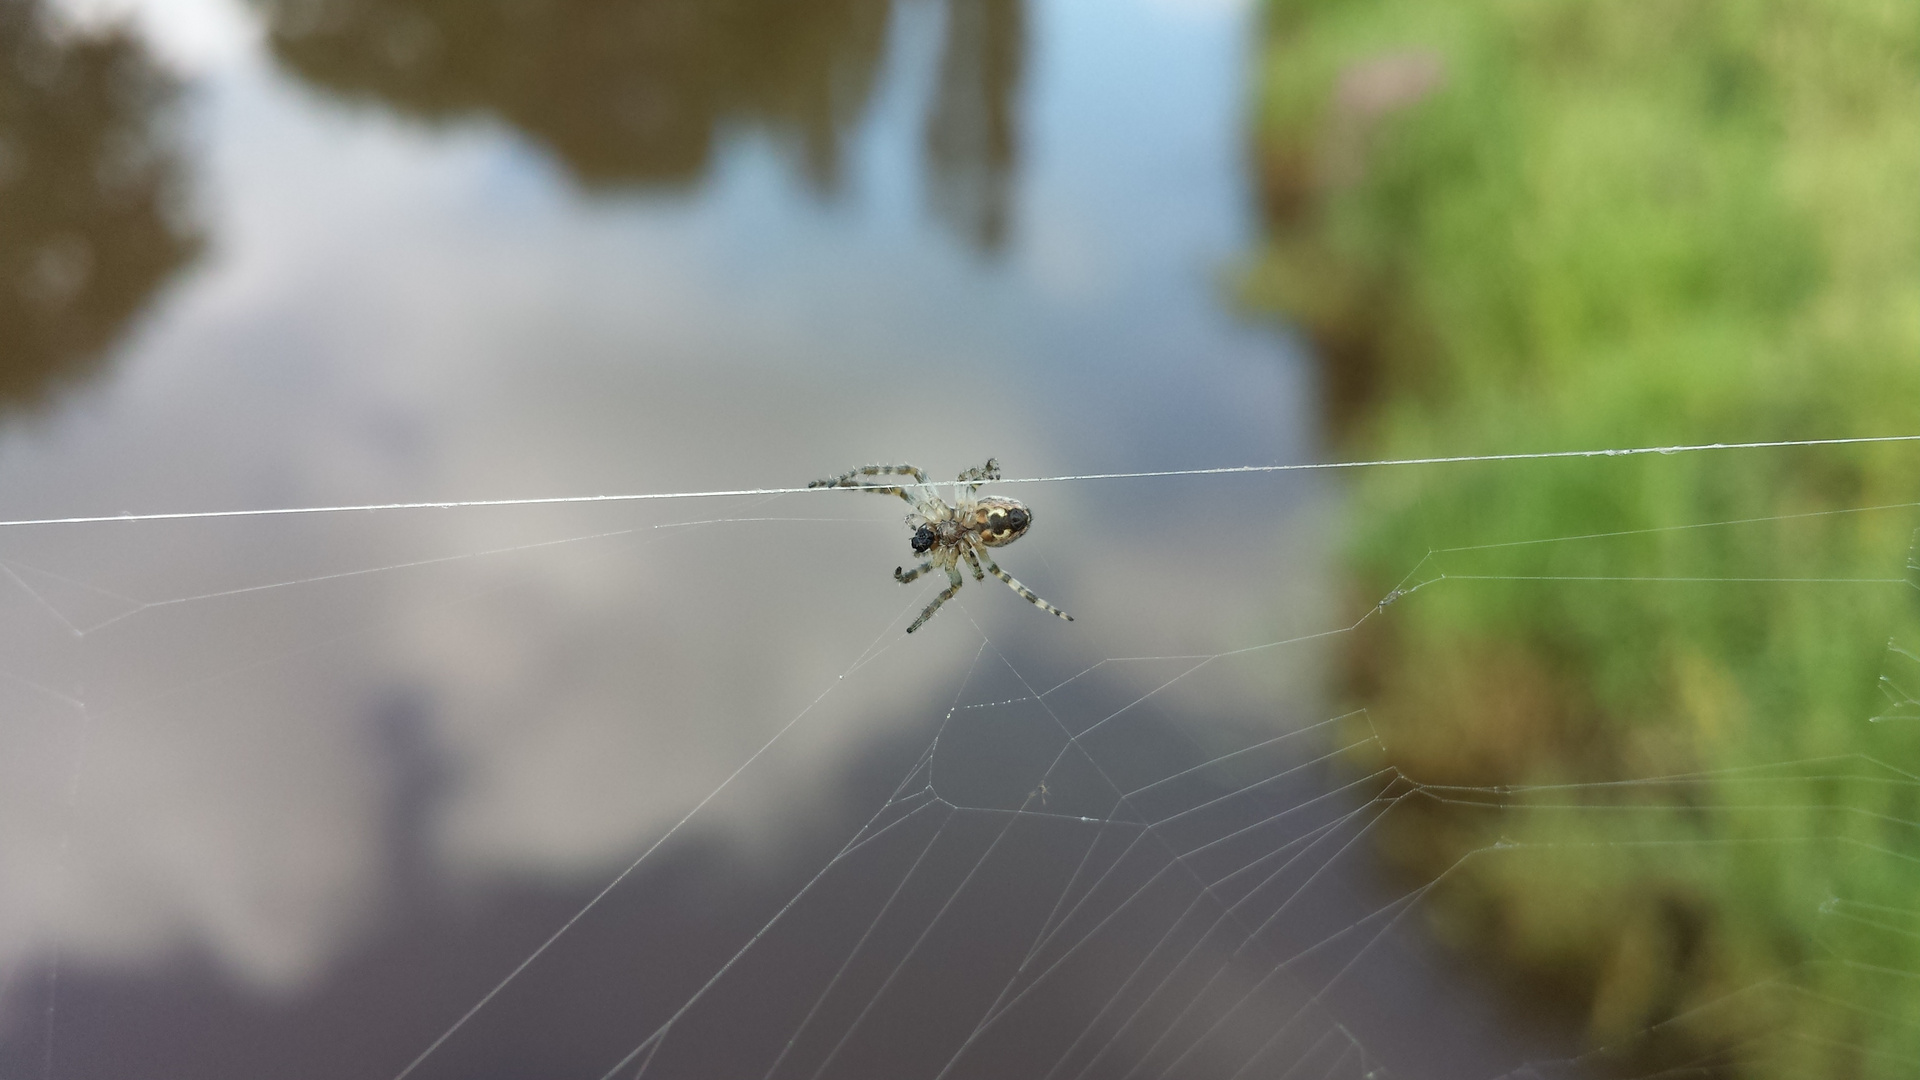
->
left=970, top=497, right=1032, bottom=547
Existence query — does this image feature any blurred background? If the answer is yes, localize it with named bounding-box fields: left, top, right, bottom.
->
left=0, top=0, right=1915, bottom=1077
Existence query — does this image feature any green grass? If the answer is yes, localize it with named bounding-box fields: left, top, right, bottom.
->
left=1247, top=1, right=1920, bottom=1074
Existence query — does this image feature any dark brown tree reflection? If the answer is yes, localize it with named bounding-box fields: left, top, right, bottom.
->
left=0, top=0, right=201, bottom=411
left=926, top=0, right=1022, bottom=251
left=252, top=0, right=1025, bottom=249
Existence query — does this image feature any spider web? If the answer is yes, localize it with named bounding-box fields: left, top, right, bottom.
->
left=2, top=444, right=1916, bottom=1080
left=6, top=0, right=1914, bottom=1073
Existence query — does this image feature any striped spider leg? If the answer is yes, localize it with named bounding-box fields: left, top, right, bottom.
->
left=807, top=462, right=939, bottom=514
left=970, top=542, right=1073, bottom=623
left=812, top=459, right=1073, bottom=633
left=956, top=457, right=1001, bottom=494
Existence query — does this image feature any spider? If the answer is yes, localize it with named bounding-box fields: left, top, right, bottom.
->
left=809, top=458, right=1074, bottom=633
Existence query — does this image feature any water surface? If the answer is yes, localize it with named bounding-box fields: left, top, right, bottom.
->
left=0, top=1, right=1562, bottom=1076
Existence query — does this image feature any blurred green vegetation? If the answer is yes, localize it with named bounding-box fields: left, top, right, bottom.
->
left=1247, top=0, right=1920, bottom=1075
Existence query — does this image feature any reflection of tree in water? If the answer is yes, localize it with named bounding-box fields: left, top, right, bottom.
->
left=253, top=0, right=1024, bottom=250
left=926, top=0, right=1022, bottom=251
left=0, top=1, right=201, bottom=411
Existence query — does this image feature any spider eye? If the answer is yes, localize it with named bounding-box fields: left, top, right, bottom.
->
left=910, top=525, right=935, bottom=553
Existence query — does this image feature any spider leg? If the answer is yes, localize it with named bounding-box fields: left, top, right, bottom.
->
left=972, top=543, right=1073, bottom=622
left=809, top=464, right=935, bottom=507
left=906, top=564, right=966, bottom=634
left=960, top=545, right=987, bottom=582
left=956, top=458, right=1001, bottom=494
left=895, top=559, right=936, bottom=585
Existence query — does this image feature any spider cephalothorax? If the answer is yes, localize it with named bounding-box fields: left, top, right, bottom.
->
left=809, top=459, right=1073, bottom=633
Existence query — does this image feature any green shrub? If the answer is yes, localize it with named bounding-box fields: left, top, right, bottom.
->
left=1248, top=1, right=1920, bottom=1073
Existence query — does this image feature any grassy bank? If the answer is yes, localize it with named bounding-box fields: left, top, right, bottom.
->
left=1247, top=1, right=1920, bottom=1074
